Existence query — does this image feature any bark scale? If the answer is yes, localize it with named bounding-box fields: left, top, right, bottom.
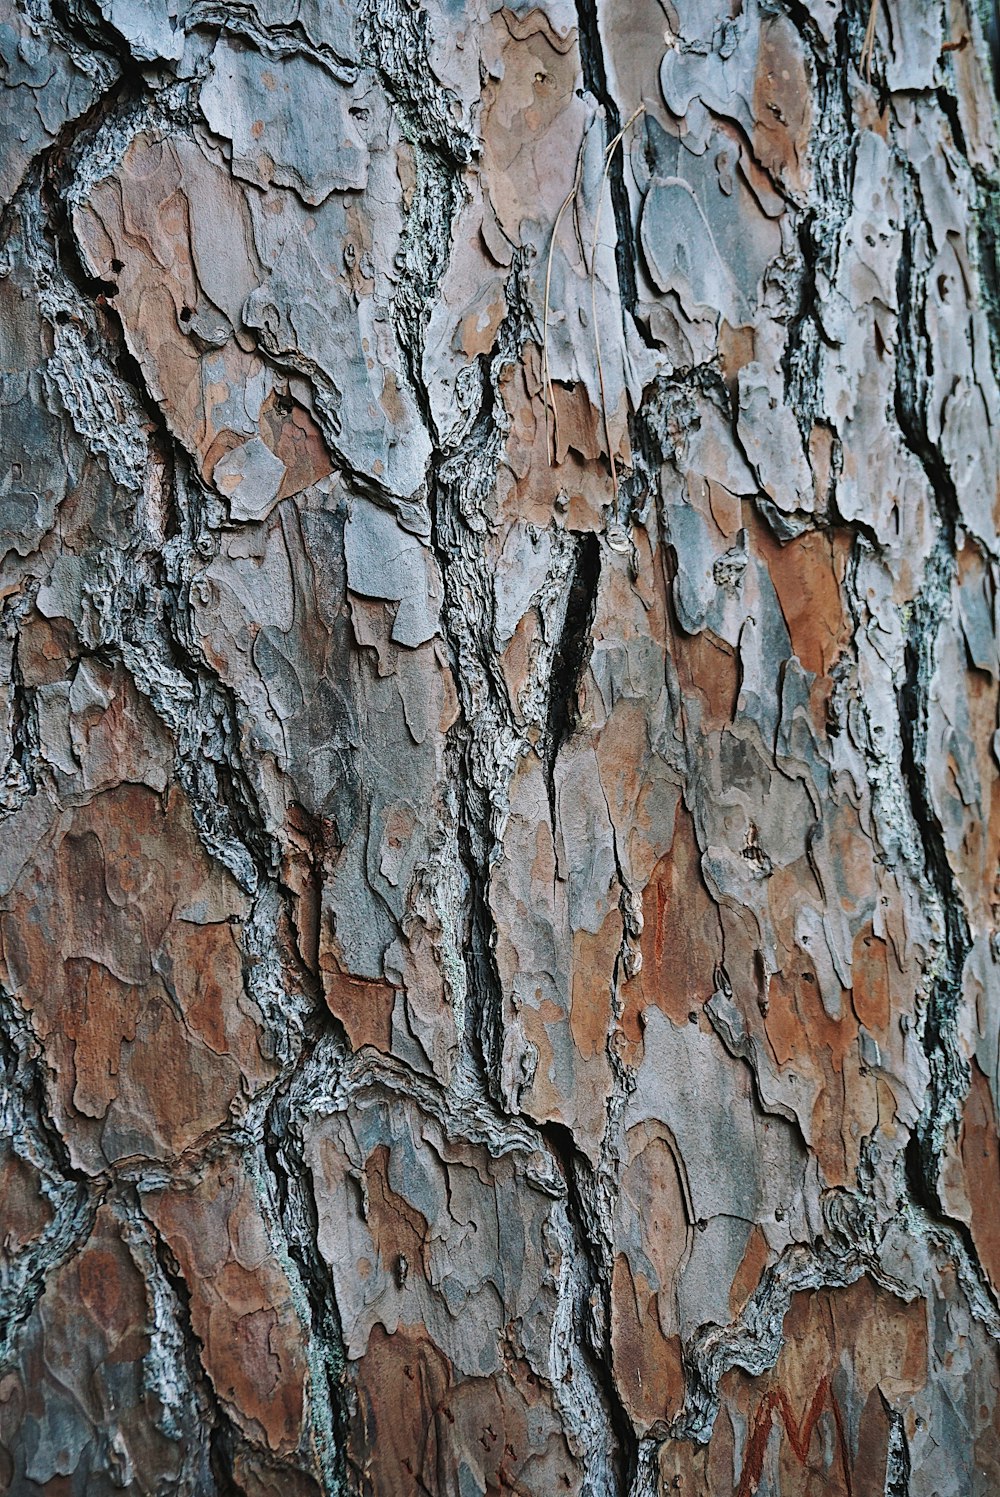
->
left=1, top=0, right=1000, bottom=1494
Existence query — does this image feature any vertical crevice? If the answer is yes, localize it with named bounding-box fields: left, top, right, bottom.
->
left=140, top=1209, right=262, bottom=1497
left=544, top=531, right=601, bottom=823
left=260, top=1088, right=352, bottom=1496
left=3, top=34, right=358, bottom=1493
left=539, top=1118, right=633, bottom=1494
left=3, top=598, right=39, bottom=808
left=882, top=1396, right=912, bottom=1497
left=781, top=4, right=855, bottom=460
left=571, top=0, right=664, bottom=533
left=976, top=177, right=1000, bottom=377
left=0, top=985, right=98, bottom=1367
left=367, top=9, right=634, bottom=1485
left=572, top=0, right=636, bottom=311
left=893, top=207, right=976, bottom=1228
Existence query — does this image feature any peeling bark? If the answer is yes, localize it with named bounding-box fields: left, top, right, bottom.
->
left=2, top=0, right=1000, bottom=1493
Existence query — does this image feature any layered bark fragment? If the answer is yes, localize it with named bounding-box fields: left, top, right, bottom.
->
left=2, top=0, right=1000, bottom=1493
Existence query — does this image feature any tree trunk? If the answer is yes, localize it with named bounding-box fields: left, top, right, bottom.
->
left=2, top=0, right=1000, bottom=1493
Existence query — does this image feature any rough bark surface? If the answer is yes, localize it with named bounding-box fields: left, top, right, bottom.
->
left=2, top=0, right=1000, bottom=1493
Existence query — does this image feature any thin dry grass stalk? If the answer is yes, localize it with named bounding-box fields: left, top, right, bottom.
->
left=542, top=148, right=584, bottom=466
left=589, top=102, right=645, bottom=508
left=542, top=103, right=645, bottom=500
left=861, top=0, right=879, bottom=79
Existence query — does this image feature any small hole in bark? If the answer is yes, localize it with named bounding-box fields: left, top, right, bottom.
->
left=179, top=306, right=193, bottom=323
left=55, top=309, right=69, bottom=325
left=110, top=258, right=124, bottom=274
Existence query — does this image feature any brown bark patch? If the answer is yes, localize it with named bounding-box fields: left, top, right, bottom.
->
left=961, top=1060, right=1000, bottom=1297
left=147, top=1155, right=311, bottom=1459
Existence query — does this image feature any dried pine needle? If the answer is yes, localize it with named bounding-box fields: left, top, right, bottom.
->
left=542, top=102, right=644, bottom=505
left=589, top=103, right=644, bottom=509
left=542, top=148, right=584, bottom=466
left=860, top=0, right=879, bottom=80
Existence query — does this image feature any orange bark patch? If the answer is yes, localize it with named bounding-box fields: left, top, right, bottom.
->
left=350, top=1321, right=577, bottom=1497
left=668, top=587, right=742, bottom=731
left=961, top=1061, right=1000, bottom=1297
left=321, top=959, right=396, bottom=1054
left=64, top=1208, right=151, bottom=1368
left=500, top=608, right=542, bottom=724
left=498, top=360, right=611, bottom=533
left=752, top=15, right=812, bottom=193
left=15, top=612, right=78, bottom=686
left=363, top=1144, right=430, bottom=1280
left=718, top=323, right=757, bottom=403
left=850, top=925, right=891, bottom=1033
left=0, top=1149, right=53, bottom=1254
left=679, top=1279, right=930, bottom=1497
left=0, top=783, right=269, bottom=1170
left=753, top=520, right=852, bottom=679
left=147, top=1156, right=310, bottom=1456
left=612, top=1122, right=689, bottom=1431
left=570, top=908, right=620, bottom=1060
left=548, top=380, right=607, bottom=466
left=765, top=947, right=862, bottom=1185
left=610, top=1255, right=684, bottom=1430
left=729, top=1224, right=771, bottom=1319
left=74, top=133, right=265, bottom=490
left=259, top=391, right=334, bottom=501
left=634, top=800, right=720, bottom=1030
left=458, top=292, right=506, bottom=359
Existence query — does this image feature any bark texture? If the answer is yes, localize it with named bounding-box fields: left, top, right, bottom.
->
left=2, top=0, right=1000, bottom=1493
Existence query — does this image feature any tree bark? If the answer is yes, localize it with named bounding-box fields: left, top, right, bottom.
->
left=2, top=0, right=1000, bottom=1492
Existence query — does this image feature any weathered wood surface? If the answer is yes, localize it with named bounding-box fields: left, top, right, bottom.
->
left=1, top=0, right=1000, bottom=1492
